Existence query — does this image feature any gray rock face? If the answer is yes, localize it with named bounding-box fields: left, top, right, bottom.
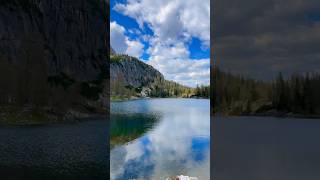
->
left=0, top=0, right=107, bottom=80
left=110, top=55, right=164, bottom=88
left=0, top=0, right=108, bottom=113
left=140, top=87, right=151, bottom=97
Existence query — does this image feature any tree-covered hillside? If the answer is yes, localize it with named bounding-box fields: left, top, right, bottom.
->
left=212, top=68, right=320, bottom=116
left=110, top=54, right=210, bottom=100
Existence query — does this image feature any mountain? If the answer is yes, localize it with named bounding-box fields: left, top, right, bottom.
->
left=111, top=54, right=164, bottom=89
left=110, top=53, right=200, bottom=99
left=0, top=0, right=108, bottom=122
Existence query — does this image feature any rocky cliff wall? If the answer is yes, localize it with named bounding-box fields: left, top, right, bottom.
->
left=110, top=55, right=164, bottom=89
left=0, top=0, right=108, bottom=115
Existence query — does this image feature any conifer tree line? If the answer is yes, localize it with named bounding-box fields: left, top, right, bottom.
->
left=272, top=72, right=320, bottom=114
left=194, top=85, right=210, bottom=98
left=149, top=77, right=210, bottom=98
left=111, top=74, right=210, bottom=99
left=149, top=77, right=193, bottom=98
left=212, top=68, right=320, bottom=115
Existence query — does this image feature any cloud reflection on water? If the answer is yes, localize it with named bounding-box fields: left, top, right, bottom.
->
left=110, top=99, right=210, bottom=180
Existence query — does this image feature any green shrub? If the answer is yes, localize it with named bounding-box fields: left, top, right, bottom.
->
left=110, top=55, right=125, bottom=63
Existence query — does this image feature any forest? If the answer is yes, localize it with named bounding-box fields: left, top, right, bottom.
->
left=149, top=77, right=210, bottom=98
left=111, top=75, right=210, bottom=99
left=212, top=68, right=320, bottom=116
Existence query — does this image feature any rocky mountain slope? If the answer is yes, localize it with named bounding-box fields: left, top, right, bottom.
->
left=110, top=53, right=195, bottom=98
left=111, top=54, right=164, bottom=89
left=0, top=0, right=108, bottom=122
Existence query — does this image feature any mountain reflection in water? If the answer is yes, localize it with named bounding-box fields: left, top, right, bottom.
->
left=110, top=113, right=160, bottom=148
left=110, top=98, right=210, bottom=180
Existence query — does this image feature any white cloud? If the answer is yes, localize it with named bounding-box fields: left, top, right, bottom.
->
left=110, top=21, right=128, bottom=54
left=114, top=0, right=210, bottom=87
left=146, top=39, right=209, bottom=87
left=110, top=21, right=144, bottom=58
left=125, top=40, right=144, bottom=58
left=114, top=0, right=210, bottom=46
left=180, top=0, right=210, bottom=47
left=148, top=57, right=210, bottom=87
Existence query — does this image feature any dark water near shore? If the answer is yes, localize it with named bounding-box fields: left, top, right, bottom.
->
left=0, top=119, right=108, bottom=180
left=110, top=98, right=210, bottom=180
left=213, top=116, right=320, bottom=180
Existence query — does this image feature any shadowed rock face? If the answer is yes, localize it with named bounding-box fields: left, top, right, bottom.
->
left=0, top=0, right=108, bottom=116
left=110, top=55, right=164, bottom=88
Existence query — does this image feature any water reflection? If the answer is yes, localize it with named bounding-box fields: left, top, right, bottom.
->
left=110, top=113, right=160, bottom=147
left=110, top=99, right=210, bottom=180
left=213, top=116, right=320, bottom=180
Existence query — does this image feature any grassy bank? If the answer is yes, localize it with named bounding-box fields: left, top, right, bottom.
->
left=0, top=106, right=106, bottom=125
left=0, top=106, right=50, bottom=125
left=110, top=95, right=143, bottom=102
left=110, top=133, right=142, bottom=148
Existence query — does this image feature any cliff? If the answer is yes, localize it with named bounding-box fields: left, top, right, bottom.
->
left=110, top=54, right=195, bottom=99
left=110, top=54, right=164, bottom=89
left=0, top=0, right=108, bottom=122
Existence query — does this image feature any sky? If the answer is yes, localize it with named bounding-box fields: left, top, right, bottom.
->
left=110, top=0, right=210, bottom=87
left=214, top=0, right=320, bottom=80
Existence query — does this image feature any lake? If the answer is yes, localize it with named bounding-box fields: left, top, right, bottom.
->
left=213, top=116, right=320, bottom=180
left=110, top=98, right=210, bottom=180
left=0, top=119, right=108, bottom=180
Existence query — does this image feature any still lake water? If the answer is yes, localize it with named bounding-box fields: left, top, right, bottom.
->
left=110, top=98, right=210, bottom=180
left=0, top=119, right=108, bottom=180
left=213, top=116, right=320, bottom=180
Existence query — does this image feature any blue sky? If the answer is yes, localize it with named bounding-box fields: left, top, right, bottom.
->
left=110, top=0, right=210, bottom=87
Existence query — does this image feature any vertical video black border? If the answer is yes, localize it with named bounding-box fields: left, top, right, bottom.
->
left=210, top=0, right=215, bottom=179
left=106, top=0, right=110, bottom=179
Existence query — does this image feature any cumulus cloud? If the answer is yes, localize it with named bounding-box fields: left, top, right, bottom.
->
left=213, top=0, right=320, bottom=80
left=110, top=21, right=144, bottom=58
left=125, top=40, right=144, bottom=58
left=146, top=41, right=210, bottom=87
left=110, top=21, right=128, bottom=54
left=114, top=0, right=210, bottom=87
left=114, top=0, right=210, bottom=46
left=144, top=38, right=210, bottom=87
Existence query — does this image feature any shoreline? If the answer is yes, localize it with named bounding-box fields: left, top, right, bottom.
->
left=0, top=106, right=106, bottom=126
left=110, top=95, right=148, bottom=102
left=213, top=111, right=320, bottom=119
left=246, top=112, right=320, bottom=119
left=111, top=96, right=209, bottom=102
